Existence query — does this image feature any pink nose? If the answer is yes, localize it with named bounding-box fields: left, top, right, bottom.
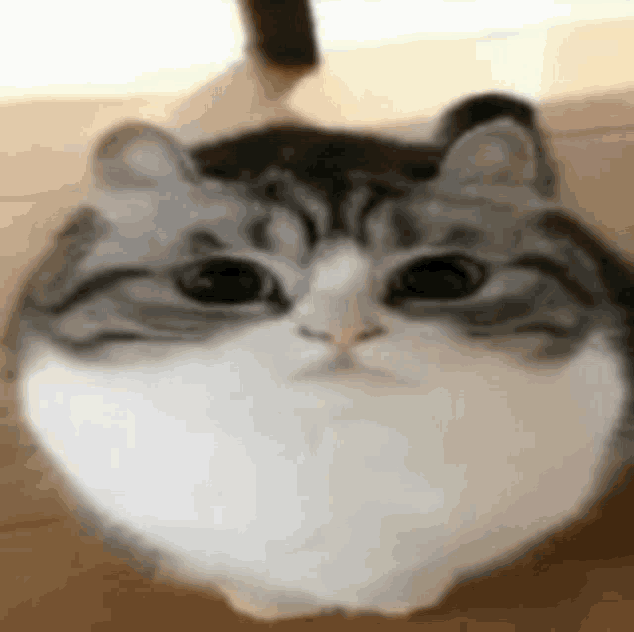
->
left=297, top=323, right=386, bottom=348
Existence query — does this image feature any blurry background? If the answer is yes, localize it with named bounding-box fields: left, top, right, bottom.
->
left=2, top=0, right=632, bottom=106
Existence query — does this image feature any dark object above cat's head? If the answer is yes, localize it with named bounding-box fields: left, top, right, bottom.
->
left=240, top=0, right=319, bottom=73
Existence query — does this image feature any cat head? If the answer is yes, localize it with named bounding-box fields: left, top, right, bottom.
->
left=15, top=101, right=632, bottom=382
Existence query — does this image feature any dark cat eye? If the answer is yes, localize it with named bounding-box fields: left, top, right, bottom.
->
left=175, top=259, right=282, bottom=306
left=262, top=182, right=283, bottom=201
left=385, top=255, right=487, bottom=304
left=265, top=183, right=279, bottom=199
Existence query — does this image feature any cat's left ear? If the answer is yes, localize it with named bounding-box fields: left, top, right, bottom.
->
left=91, top=122, right=198, bottom=191
left=438, top=116, right=537, bottom=190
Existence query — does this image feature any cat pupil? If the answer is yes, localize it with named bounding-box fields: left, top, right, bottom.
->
left=176, top=260, right=265, bottom=304
left=264, top=182, right=281, bottom=201
left=388, top=256, right=486, bottom=303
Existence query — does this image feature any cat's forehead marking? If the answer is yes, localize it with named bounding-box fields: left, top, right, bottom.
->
left=191, top=126, right=443, bottom=240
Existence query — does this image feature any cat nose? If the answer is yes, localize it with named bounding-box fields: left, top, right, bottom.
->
left=295, top=241, right=386, bottom=348
left=297, top=323, right=387, bottom=347
left=296, top=294, right=387, bottom=348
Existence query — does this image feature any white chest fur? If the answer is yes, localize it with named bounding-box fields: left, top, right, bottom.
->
left=19, top=319, right=627, bottom=617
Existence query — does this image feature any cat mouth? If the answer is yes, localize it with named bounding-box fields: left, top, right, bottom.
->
left=290, top=350, right=420, bottom=390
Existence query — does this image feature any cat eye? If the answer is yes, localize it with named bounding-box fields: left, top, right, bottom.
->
left=385, top=255, right=487, bottom=304
left=263, top=183, right=282, bottom=201
left=174, top=258, right=285, bottom=306
left=253, top=181, right=284, bottom=203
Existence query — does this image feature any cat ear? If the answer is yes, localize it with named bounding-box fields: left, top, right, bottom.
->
left=91, top=122, right=198, bottom=191
left=438, top=116, right=537, bottom=191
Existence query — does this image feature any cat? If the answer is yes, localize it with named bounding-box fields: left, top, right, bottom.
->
left=8, top=93, right=634, bottom=620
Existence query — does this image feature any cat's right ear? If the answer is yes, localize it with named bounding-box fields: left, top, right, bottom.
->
left=91, top=122, right=198, bottom=191
left=436, top=116, right=538, bottom=192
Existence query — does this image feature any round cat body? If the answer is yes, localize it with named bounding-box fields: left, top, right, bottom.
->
left=12, top=106, right=634, bottom=618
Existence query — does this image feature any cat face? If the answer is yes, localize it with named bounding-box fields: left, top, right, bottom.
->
left=13, top=112, right=632, bottom=618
